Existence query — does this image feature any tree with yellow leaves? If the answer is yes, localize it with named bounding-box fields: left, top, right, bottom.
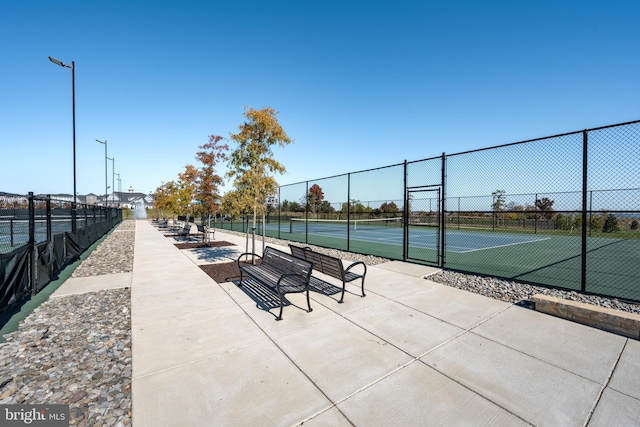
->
left=226, top=106, right=292, bottom=254
left=153, top=181, right=178, bottom=218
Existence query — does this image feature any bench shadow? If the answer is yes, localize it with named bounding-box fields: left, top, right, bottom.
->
left=231, top=279, right=310, bottom=320
left=308, top=276, right=361, bottom=303
left=308, top=276, right=342, bottom=297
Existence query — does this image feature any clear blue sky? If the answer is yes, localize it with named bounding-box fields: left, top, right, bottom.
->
left=1, top=0, right=639, bottom=199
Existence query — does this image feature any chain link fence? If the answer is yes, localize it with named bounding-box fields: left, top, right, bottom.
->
left=212, top=120, right=640, bottom=301
left=0, top=192, right=121, bottom=316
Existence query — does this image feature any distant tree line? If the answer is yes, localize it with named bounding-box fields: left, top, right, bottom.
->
left=280, top=184, right=401, bottom=218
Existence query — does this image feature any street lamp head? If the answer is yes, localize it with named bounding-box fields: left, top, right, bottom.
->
left=48, top=56, right=73, bottom=69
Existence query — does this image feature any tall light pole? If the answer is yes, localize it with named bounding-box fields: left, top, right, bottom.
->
left=115, top=173, right=122, bottom=207
left=107, top=157, right=115, bottom=207
left=49, top=55, right=76, bottom=232
left=96, top=139, right=107, bottom=207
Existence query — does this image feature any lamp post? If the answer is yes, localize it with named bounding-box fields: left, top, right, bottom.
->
left=115, top=173, right=121, bottom=207
left=107, top=157, right=115, bottom=207
left=96, top=139, right=107, bottom=207
left=49, top=55, right=76, bottom=232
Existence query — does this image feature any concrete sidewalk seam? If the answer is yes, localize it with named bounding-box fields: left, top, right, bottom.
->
left=132, top=339, right=271, bottom=381
left=583, top=338, right=628, bottom=426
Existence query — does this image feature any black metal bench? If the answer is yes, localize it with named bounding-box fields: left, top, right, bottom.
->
left=289, top=244, right=367, bottom=303
left=237, top=246, right=314, bottom=320
left=165, top=220, right=182, bottom=232
left=196, top=224, right=211, bottom=241
left=175, top=223, right=191, bottom=239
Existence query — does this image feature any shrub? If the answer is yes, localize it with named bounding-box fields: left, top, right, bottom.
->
left=602, top=214, right=620, bottom=233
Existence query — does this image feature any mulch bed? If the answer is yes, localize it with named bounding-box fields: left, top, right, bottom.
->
left=199, top=260, right=261, bottom=283
left=174, top=241, right=236, bottom=250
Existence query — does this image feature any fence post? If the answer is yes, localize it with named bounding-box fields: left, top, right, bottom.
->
left=46, top=195, right=52, bottom=242
left=588, top=191, right=593, bottom=237
left=440, top=153, right=446, bottom=266
left=581, top=130, right=588, bottom=293
left=403, top=161, right=408, bottom=261
left=72, top=199, right=77, bottom=234
left=534, top=194, right=538, bottom=234
left=28, top=192, right=36, bottom=295
left=492, top=193, right=496, bottom=231
left=305, top=181, right=309, bottom=244
left=348, top=175, right=353, bottom=251
left=46, top=195, right=55, bottom=280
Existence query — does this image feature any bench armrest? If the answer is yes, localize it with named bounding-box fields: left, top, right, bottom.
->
left=345, top=261, right=367, bottom=277
left=236, top=252, right=263, bottom=265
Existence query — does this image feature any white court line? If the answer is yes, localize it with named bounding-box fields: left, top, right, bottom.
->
left=455, top=237, right=551, bottom=253
left=353, top=232, right=550, bottom=254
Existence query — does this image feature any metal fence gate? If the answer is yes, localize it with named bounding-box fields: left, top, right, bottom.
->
left=405, top=186, right=443, bottom=265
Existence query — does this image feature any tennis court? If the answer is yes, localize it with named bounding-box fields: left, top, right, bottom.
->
left=251, top=217, right=640, bottom=302
left=285, top=217, right=549, bottom=253
left=0, top=218, right=75, bottom=253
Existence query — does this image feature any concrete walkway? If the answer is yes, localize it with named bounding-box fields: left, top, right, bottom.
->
left=129, top=220, right=640, bottom=426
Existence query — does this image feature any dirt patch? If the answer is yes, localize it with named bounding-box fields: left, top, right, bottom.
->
left=200, top=260, right=261, bottom=283
left=174, top=241, right=236, bottom=250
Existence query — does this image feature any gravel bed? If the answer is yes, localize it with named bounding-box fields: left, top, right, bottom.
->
left=0, top=220, right=135, bottom=426
left=429, top=270, right=640, bottom=315
left=72, top=221, right=135, bottom=278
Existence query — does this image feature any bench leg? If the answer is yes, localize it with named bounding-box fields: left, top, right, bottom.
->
left=276, top=293, right=284, bottom=321
left=360, top=278, right=366, bottom=298
left=306, top=290, right=313, bottom=313
left=338, top=282, right=346, bottom=304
